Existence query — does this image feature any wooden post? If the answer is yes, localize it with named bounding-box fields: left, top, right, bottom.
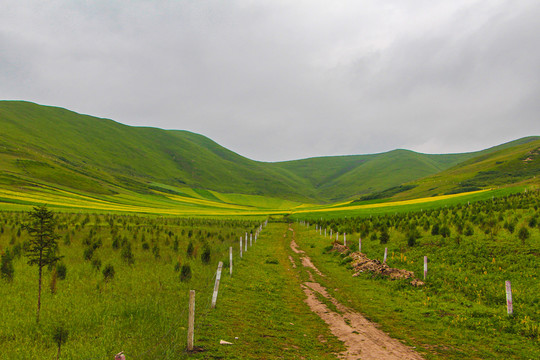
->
left=424, top=256, right=427, bottom=280
left=240, top=237, right=243, bottom=258
left=359, top=238, right=361, bottom=253
left=505, top=281, right=513, bottom=316
left=211, top=262, right=223, bottom=308
left=344, top=233, right=346, bottom=247
left=330, top=229, right=332, bottom=237
left=229, top=247, right=233, bottom=276
left=187, top=290, right=195, bottom=351
left=383, top=248, right=388, bottom=263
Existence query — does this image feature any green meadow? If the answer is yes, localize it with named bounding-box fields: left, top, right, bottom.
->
left=292, top=191, right=540, bottom=359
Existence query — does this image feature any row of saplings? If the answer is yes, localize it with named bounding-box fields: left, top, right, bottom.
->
left=312, top=192, right=538, bottom=247
left=0, top=205, right=219, bottom=360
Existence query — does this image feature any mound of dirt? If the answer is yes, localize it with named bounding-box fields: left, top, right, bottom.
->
left=332, top=243, right=424, bottom=286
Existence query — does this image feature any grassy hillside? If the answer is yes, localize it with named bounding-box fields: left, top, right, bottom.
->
left=391, top=137, right=540, bottom=200
left=1, top=101, right=538, bottom=207
left=272, top=150, right=474, bottom=201
left=0, top=101, right=314, bottom=201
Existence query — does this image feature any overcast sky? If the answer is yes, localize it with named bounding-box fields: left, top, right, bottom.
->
left=1, top=0, right=539, bottom=162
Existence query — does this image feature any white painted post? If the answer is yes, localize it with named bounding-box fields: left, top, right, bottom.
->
left=324, top=228, right=327, bottom=237
left=336, top=232, right=339, bottom=242
left=250, top=233, right=253, bottom=247
left=187, top=290, right=195, bottom=351
left=330, top=229, right=332, bottom=237
left=240, top=237, right=243, bottom=258
left=229, top=247, right=233, bottom=276
left=505, top=281, right=513, bottom=316
left=245, top=234, right=248, bottom=252
left=211, top=262, right=223, bottom=308
left=344, top=233, right=346, bottom=247
left=383, top=248, right=388, bottom=263
left=359, top=238, right=362, bottom=253
left=424, top=256, right=427, bottom=280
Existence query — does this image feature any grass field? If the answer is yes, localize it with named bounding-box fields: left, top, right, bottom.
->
left=1, top=188, right=539, bottom=359
left=291, top=191, right=540, bottom=359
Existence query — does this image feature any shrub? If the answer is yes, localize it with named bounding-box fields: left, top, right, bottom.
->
left=464, top=224, right=474, bottom=236
left=440, top=225, right=451, bottom=238
left=102, top=264, right=115, bottom=281
left=0, top=250, right=14, bottom=282
left=186, top=241, right=194, bottom=257
left=379, top=230, right=390, bottom=244
left=518, top=227, right=530, bottom=244
left=56, top=263, right=67, bottom=280
left=201, top=245, right=211, bottom=264
left=152, top=245, right=160, bottom=259
left=180, top=264, right=192, bottom=282
left=121, top=243, right=134, bottom=265
left=431, top=223, right=440, bottom=235
left=83, top=247, right=94, bottom=261
left=407, top=234, right=416, bottom=247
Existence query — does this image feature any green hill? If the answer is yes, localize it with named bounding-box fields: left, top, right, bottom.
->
left=1, top=101, right=538, bottom=205
left=0, top=101, right=314, bottom=201
left=271, top=150, right=474, bottom=201
left=387, top=136, right=540, bottom=200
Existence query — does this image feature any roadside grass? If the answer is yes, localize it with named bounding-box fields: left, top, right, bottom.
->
left=192, top=223, right=344, bottom=359
left=292, top=214, right=540, bottom=360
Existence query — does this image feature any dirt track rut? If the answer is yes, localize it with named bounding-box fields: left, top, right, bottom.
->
left=288, top=226, right=425, bottom=360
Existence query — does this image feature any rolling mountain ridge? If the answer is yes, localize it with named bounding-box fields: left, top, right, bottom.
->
left=1, top=100, right=538, bottom=204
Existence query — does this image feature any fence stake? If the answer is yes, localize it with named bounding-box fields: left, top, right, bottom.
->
left=505, top=281, right=513, bottom=316
left=344, top=233, right=346, bottom=247
left=240, top=237, right=243, bottom=258
left=187, top=290, right=195, bottom=351
left=245, top=234, right=248, bottom=252
left=211, top=262, right=223, bottom=308
left=424, top=256, right=427, bottom=280
left=359, top=238, right=361, bottom=253
left=250, top=233, right=253, bottom=247
left=229, top=247, right=233, bottom=276
left=383, top=248, right=388, bottom=263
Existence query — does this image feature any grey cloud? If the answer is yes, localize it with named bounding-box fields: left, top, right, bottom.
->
left=0, top=0, right=539, bottom=161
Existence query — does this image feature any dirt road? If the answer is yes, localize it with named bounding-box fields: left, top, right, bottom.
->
left=288, top=226, right=425, bottom=360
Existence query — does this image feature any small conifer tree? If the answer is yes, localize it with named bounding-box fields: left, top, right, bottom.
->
left=23, top=205, right=62, bottom=323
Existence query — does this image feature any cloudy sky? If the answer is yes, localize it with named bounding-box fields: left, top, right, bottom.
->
left=1, top=0, right=539, bottom=161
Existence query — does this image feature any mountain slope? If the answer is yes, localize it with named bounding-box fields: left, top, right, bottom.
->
left=390, top=137, right=540, bottom=200
left=271, top=150, right=475, bottom=201
left=1, top=101, right=537, bottom=204
left=0, top=101, right=315, bottom=200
